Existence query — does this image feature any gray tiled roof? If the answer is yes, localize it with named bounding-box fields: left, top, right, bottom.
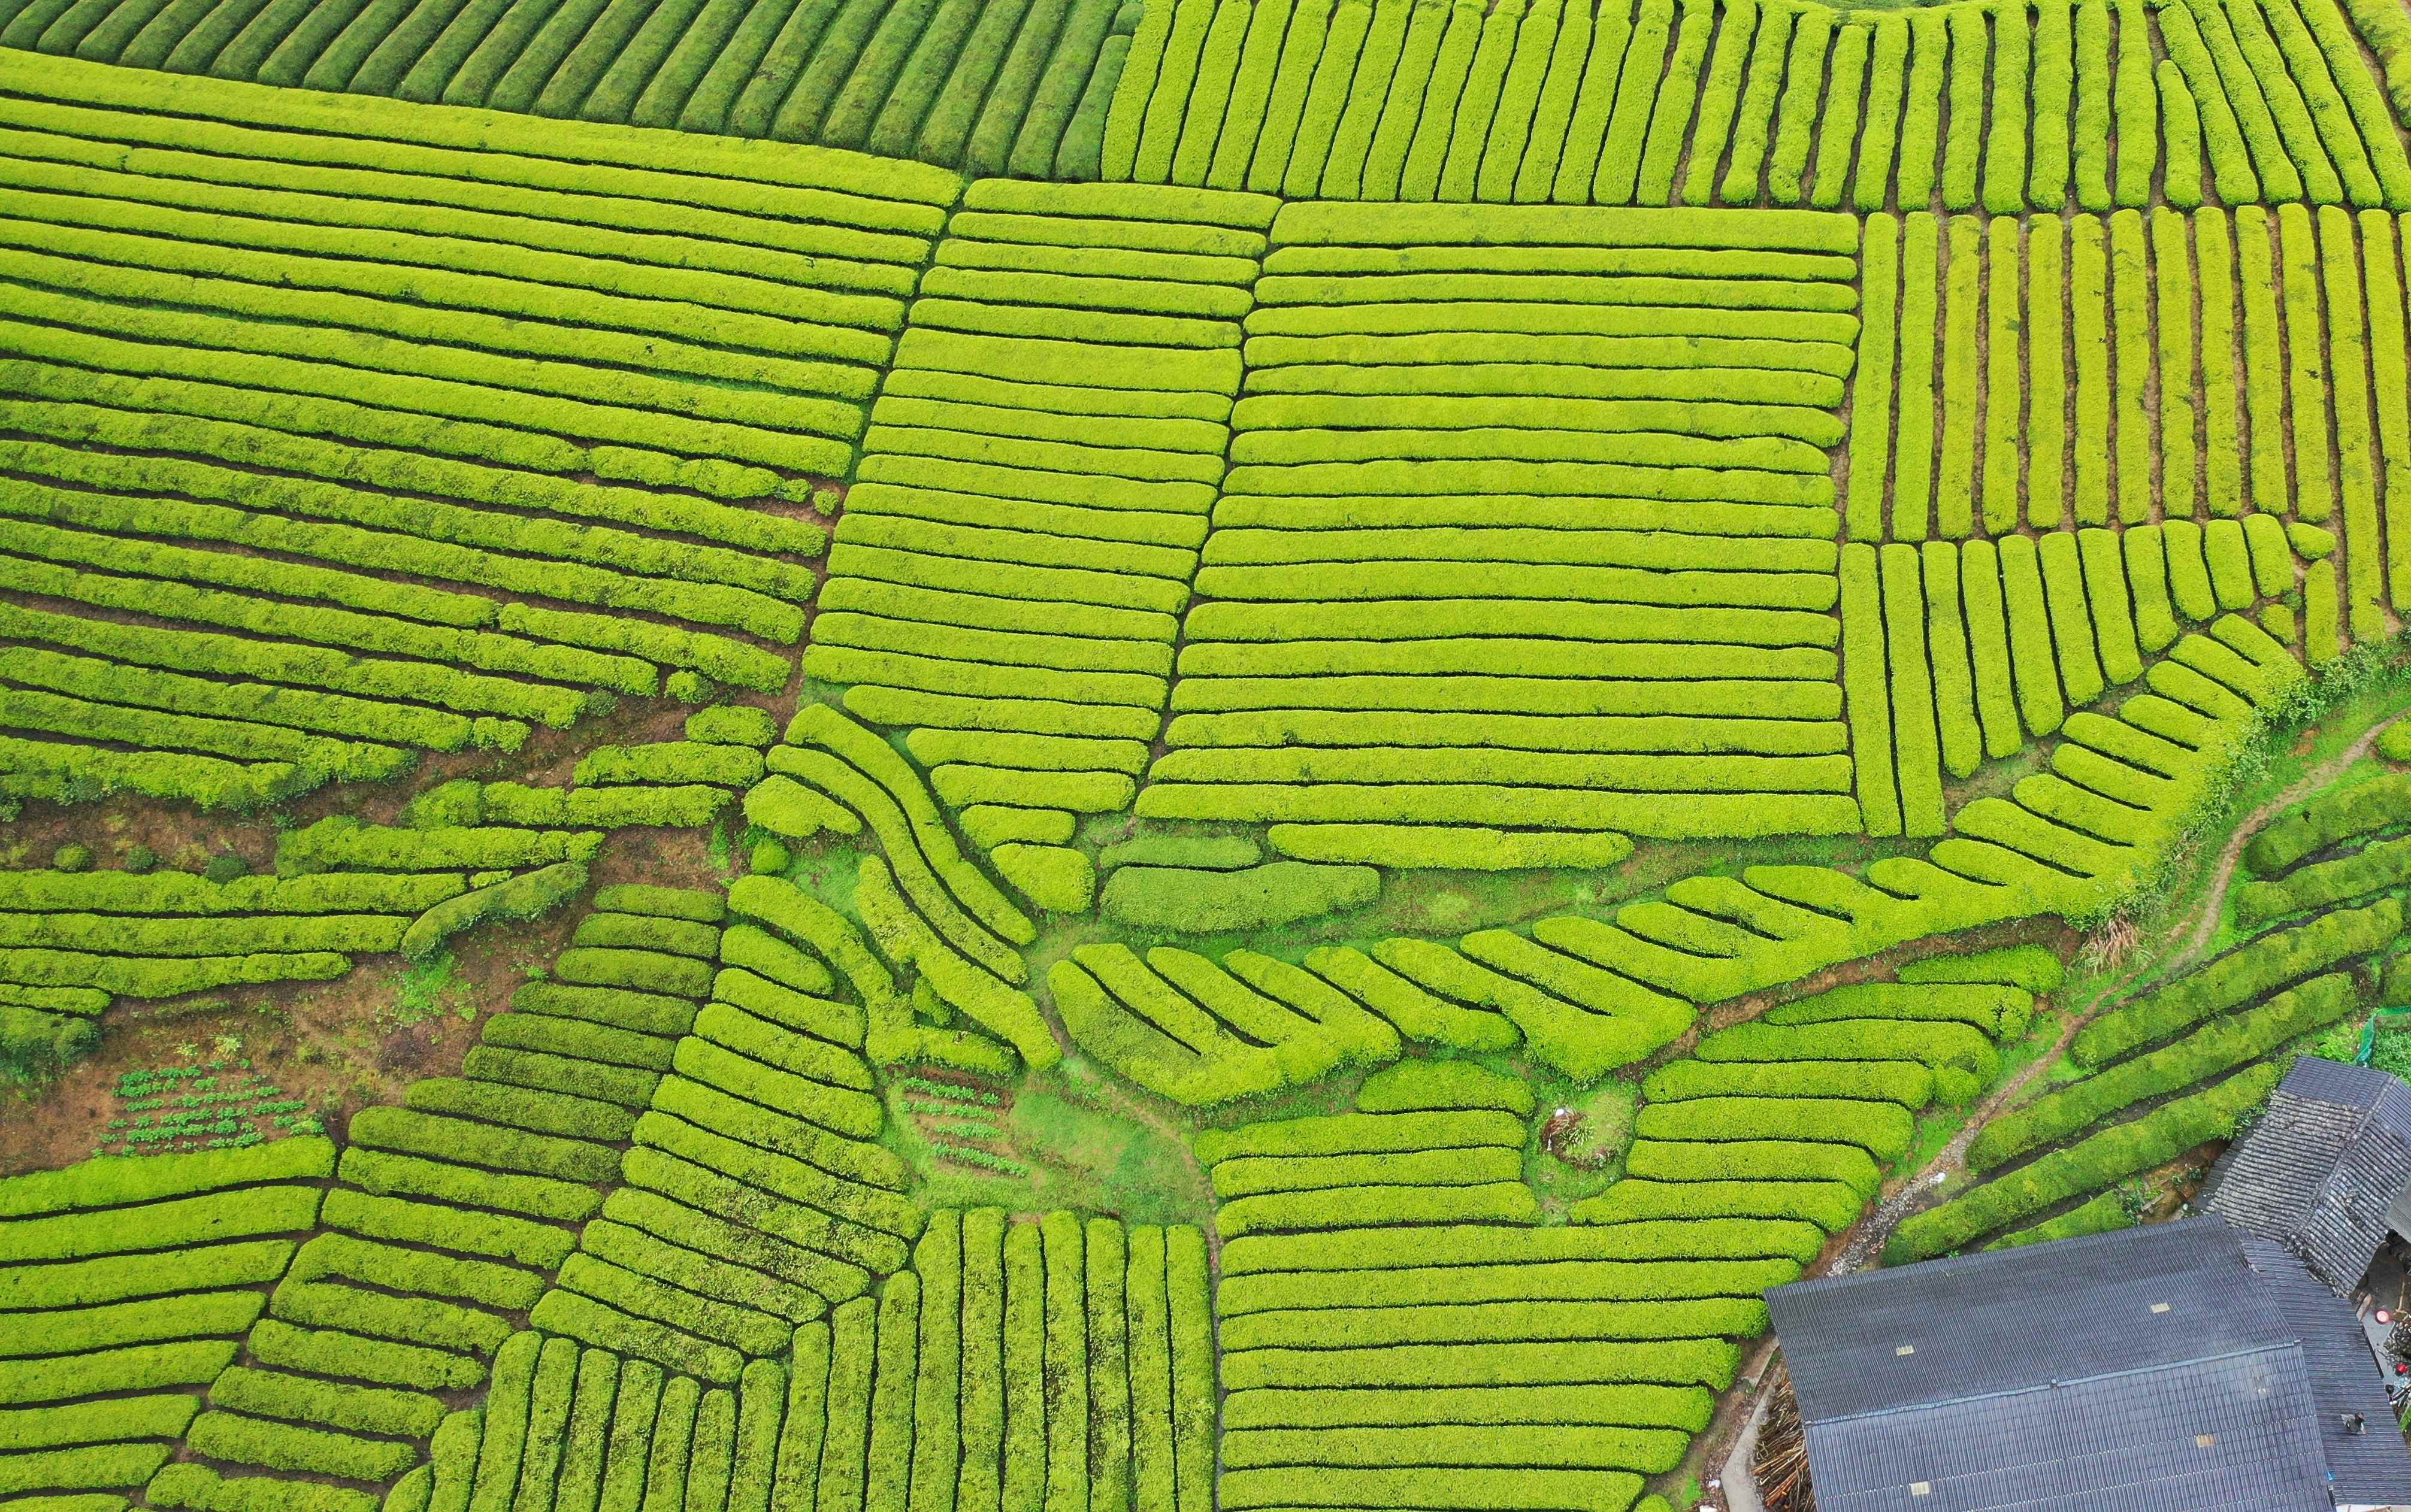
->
left=2244, top=1237, right=2411, bottom=1507
left=2203, top=1056, right=2411, bottom=1293
left=1771, top=1219, right=2292, bottom=1422
left=1800, top=1347, right=2334, bottom=1512
left=1770, top=1216, right=2411, bottom=1512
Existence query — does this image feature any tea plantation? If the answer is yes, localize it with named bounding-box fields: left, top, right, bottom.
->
left=3, top=0, right=2411, bottom=1507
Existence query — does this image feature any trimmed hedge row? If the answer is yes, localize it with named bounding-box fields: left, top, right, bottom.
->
left=189, top=898, right=733, bottom=1486
left=1222, top=1295, right=1767, bottom=1353
left=2, top=274, right=852, bottom=467
left=323, top=1189, right=575, bottom=1272
left=401, top=862, right=587, bottom=961
left=0, top=365, right=813, bottom=536
left=0, top=872, right=459, bottom=920
left=576, top=743, right=766, bottom=790
left=1225, top=1217, right=1826, bottom=1273
left=1263, top=820, right=1639, bottom=868
left=0, top=547, right=651, bottom=703
left=0, top=911, right=404, bottom=958
left=277, top=819, right=599, bottom=877
left=0, top=349, right=795, bottom=502
left=0, top=1290, right=261, bottom=1352
left=1633, top=1096, right=1914, bottom=1159
left=1049, top=954, right=1275, bottom=1105
left=1100, top=0, right=2411, bottom=211
left=1971, top=972, right=2361, bottom=1172
left=1138, top=784, right=1856, bottom=839
left=1199, top=1110, right=1526, bottom=1165
left=0, top=59, right=946, bottom=820
left=1197, top=1082, right=1550, bottom=1237
left=1899, top=944, right=2065, bottom=992
left=269, top=1272, right=516, bottom=1358
left=2238, top=829, right=2411, bottom=921
left=852, top=856, right=1055, bottom=1066
left=1570, top=1177, right=1867, bottom=1232
left=1, top=1340, right=240, bottom=1407
left=1052, top=938, right=1405, bottom=1107
left=340, top=1142, right=597, bottom=1223
left=1639, top=1059, right=1935, bottom=1108
left=2, top=1185, right=324, bottom=1263
left=573, top=913, right=721, bottom=960
left=1128, top=204, right=1861, bottom=863
left=807, top=187, right=1258, bottom=838
left=1764, top=982, right=2034, bottom=1038
left=1988, top=1190, right=2137, bottom=1250
left=521, top=904, right=937, bottom=1376
left=1356, top=1058, right=1537, bottom=1116
left=431, top=1215, right=1217, bottom=1512
left=1220, top=1335, right=1740, bottom=1393
left=1303, top=946, right=1520, bottom=1054
left=1100, top=859, right=1377, bottom=934
left=781, top=705, right=1033, bottom=947
left=2074, top=898, right=2402, bottom=1066
left=1693, top=1019, right=1999, bottom=1099
left=347, top=1105, right=617, bottom=1186
left=250, top=1322, right=478, bottom=1394
left=2247, top=772, right=2411, bottom=875
left=1892, top=1061, right=2284, bottom=1260
left=0, top=1141, right=343, bottom=1497
left=1200, top=1063, right=1789, bottom=1486
left=0, top=1138, right=331, bottom=1217
left=4, top=434, right=817, bottom=610
left=1213, top=1146, right=1528, bottom=1201
left=1, top=1240, right=291, bottom=1311
left=1624, top=1139, right=1878, bottom=1196
left=1851, top=207, right=2398, bottom=663
left=0, top=54, right=958, bottom=214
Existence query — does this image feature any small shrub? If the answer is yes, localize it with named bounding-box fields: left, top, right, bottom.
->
left=749, top=838, right=792, bottom=875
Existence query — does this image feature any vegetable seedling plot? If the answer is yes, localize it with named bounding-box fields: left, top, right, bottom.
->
left=3, top=2, right=2411, bottom=1510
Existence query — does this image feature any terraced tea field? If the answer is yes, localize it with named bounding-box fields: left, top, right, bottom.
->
left=4, top=1, right=2411, bottom=1508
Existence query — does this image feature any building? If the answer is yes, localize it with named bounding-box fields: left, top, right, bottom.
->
left=1766, top=1216, right=2411, bottom=1511
left=2203, top=1055, right=2411, bottom=1296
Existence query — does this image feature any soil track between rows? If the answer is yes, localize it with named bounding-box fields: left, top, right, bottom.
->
left=2174, top=711, right=2409, bottom=969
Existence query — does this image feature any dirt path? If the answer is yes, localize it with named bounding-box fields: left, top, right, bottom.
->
left=1073, top=1065, right=1222, bottom=1261
left=2173, top=714, right=2404, bottom=969
left=1814, top=707, right=2410, bottom=1274
left=1828, top=972, right=2131, bottom=1272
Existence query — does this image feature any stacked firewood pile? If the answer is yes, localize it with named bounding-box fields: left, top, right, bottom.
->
left=1753, top=1359, right=1814, bottom=1512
